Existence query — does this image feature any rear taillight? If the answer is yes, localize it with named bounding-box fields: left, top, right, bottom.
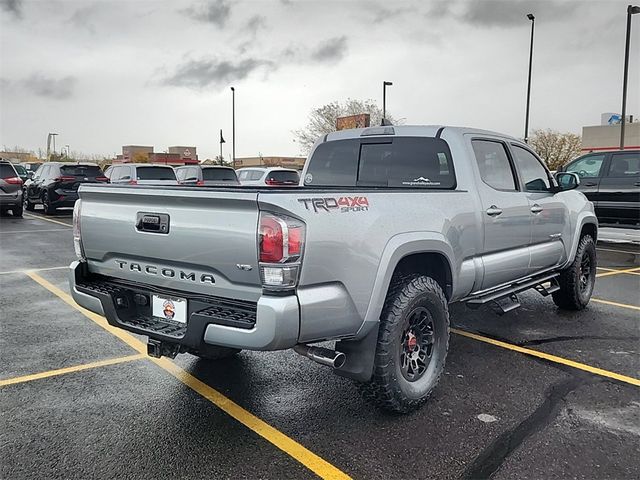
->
left=55, top=175, right=77, bottom=182
left=258, top=212, right=306, bottom=290
left=265, top=179, right=278, bottom=186
left=128, top=179, right=138, bottom=185
left=95, top=176, right=109, bottom=182
left=4, top=176, right=23, bottom=185
left=73, top=200, right=85, bottom=262
left=196, top=180, right=205, bottom=186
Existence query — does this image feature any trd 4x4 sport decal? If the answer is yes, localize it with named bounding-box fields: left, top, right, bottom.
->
left=298, top=196, right=370, bottom=213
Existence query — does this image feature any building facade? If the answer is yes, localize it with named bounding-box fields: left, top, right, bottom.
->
left=114, top=145, right=198, bottom=165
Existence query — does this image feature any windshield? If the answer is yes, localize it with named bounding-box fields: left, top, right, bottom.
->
left=14, top=164, right=28, bottom=176
left=137, top=167, right=176, bottom=180
left=202, top=168, right=238, bottom=181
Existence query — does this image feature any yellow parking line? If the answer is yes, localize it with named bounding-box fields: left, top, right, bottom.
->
left=591, top=298, right=640, bottom=311
left=596, top=267, right=640, bottom=278
left=451, top=328, right=640, bottom=387
left=0, top=354, right=145, bottom=387
left=24, top=213, right=72, bottom=228
left=25, top=271, right=351, bottom=480
left=0, top=266, right=68, bottom=275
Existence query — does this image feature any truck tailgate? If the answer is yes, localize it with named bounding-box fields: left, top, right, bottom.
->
left=78, top=185, right=262, bottom=301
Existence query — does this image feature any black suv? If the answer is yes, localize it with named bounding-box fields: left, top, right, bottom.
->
left=24, top=162, right=107, bottom=214
left=561, top=149, right=640, bottom=227
left=0, top=160, right=24, bottom=217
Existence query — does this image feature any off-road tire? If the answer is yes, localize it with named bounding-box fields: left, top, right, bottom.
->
left=42, top=191, right=55, bottom=215
left=358, top=274, right=449, bottom=414
left=12, top=202, right=23, bottom=218
left=552, top=234, right=596, bottom=310
left=191, top=345, right=241, bottom=361
left=24, top=192, right=35, bottom=211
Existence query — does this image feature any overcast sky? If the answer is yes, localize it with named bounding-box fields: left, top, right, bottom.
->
left=1, top=0, right=639, bottom=160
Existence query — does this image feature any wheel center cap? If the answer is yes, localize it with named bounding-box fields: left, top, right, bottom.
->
left=406, top=332, right=418, bottom=351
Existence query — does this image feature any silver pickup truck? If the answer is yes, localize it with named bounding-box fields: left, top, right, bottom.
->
left=69, top=125, right=597, bottom=413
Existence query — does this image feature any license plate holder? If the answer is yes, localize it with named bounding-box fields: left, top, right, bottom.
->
left=152, top=295, right=187, bottom=324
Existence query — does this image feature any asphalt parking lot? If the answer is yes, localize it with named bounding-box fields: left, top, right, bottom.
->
left=1, top=209, right=639, bottom=480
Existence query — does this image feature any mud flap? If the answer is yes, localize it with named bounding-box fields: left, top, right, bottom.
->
left=334, top=324, right=379, bottom=382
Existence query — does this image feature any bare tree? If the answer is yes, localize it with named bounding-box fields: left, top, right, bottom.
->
left=293, top=99, right=398, bottom=154
left=529, top=129, right=582, bottom=171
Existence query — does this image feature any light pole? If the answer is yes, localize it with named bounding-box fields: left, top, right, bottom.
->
left=65, top=144, right=70, bottom=159
left=49, top=133, right=58, bottom=161
left=524, top=13, right=535, bottom=143
left=382, top=81, right=393, bottom=125
left=230, top=86, right=236, bottom=169
left=620, top=4, right=640, bottom=150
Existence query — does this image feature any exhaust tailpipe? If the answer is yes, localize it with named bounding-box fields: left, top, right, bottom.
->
left=293, top=344, right=346, bottom=369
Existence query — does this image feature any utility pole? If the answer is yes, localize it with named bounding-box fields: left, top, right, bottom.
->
left=231, top=87, right=236, bottom=169
left=620, top=5, right=640, bottom=149
left=524, top=13, right=535, bottom=143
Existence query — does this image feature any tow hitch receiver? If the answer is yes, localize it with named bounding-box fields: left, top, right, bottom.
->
left=147, top=339, right=180, bottom=359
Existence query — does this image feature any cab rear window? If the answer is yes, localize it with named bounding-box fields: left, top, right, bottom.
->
left=60, top=165, right=103, bottom=177
left=137, top=167, right=176, bottom=180
left=305, top=137, right=456, bottom=188
left=202, top=168, right=238, bottom=181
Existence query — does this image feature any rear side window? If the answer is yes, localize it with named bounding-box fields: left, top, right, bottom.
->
left=267, top=170, right=299, bottom=183
left=136, top=167, right=176, bottom=180
left=14, top=164, right=27, bottom=176
left=608, top=152, right=640, bottom=177
left=202, top=168, right=238, bottom=181
left=0, top=163, right=17, bottom=178
left=249, top=170, right=264, bottom=181
left=60, top=165, right=103, bottom=177
left=305, top=137, right=455, bottom=188
left=472, top=140, right=517, bottom=191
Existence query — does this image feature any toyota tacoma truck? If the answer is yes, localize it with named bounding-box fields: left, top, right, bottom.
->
left=69, top=126, right=597, bottom=413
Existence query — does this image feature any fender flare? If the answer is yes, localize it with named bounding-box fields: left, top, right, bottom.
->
left=358, top=231, right=456, bottom=338
left=563, top=212, right=598, bottom=268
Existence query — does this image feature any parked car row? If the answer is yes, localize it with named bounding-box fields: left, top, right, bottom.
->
left=4, top=161, right=302, bottom=216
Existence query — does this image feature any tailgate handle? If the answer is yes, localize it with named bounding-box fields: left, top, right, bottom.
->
left=136, top=212, right=170, bottom=234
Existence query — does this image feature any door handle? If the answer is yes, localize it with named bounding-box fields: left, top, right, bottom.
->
left=530, top=204, right=543, bottom=214
left=634, top=182, right=640, bottom=187
left=486, top=205, right=503, bottom=217
left=584, top=182, right=597, bottom=187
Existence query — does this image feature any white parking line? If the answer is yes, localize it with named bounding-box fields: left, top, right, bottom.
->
left=0, top=266, right=68, bottom=275
left=0, top=228, right=69, bottom=234
left=597, top=247, right=640, bottom=256
left=23, top=213, right=72, bottom=228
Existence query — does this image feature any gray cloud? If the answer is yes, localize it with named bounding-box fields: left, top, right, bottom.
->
left=310, top=36, right=348, bottom=63
left=246, top=14, right=266, bottom=35
left=24, top=74, right=76, bottom=99
left=160, top=58, right=271, bottom=89
left=372, top=6, right=414, bottom=24
left=463, top=0, right=572, bottom=27
left=184, top=0, right=231, bottom=28
left=0, top=0, right=22, bottom=18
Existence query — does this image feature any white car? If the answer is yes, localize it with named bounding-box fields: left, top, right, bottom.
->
left=104, top=164, right=178, bottom=186
left=236, top=167, right=300, bottom=186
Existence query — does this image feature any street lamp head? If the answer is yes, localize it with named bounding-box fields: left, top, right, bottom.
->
left=629, top=5, right=640, bottom=14
left=230, top=86, right=235, bottom=91
left=383, top=81, right=393, bottom=86
left=527, top=13, right=535, bottom=21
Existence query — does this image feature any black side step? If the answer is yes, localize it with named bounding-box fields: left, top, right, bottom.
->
left=465, top=273, right=560, bottom=310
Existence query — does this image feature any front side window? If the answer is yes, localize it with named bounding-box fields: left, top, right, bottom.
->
left=565, top=154, right=605, bottom=178
left=608, top=152, right=640, bottom=177
left=511, top=145, right=551, bottom=192
left=305, top=137, right=455, bottom=188
left=471, top=140, right=517, bottom=191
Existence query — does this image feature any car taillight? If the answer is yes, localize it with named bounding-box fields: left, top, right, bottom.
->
left=196, top=180, right=204, bottom=186
left=73, top=200, right=85, bottom=261
left=55, top=175, right=77, bottom=182
left=4, top=176, right=23, bottom=185
left=95, top=176, right=109, bottom=182
left=258, top=212, right=306, bottom=290
left=128, top=179, right=138, bottom=185
left=265, top=178, right=278, bottom=186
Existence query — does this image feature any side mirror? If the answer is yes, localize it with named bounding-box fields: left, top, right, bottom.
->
left=553, top=172, right=580, bottom=192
